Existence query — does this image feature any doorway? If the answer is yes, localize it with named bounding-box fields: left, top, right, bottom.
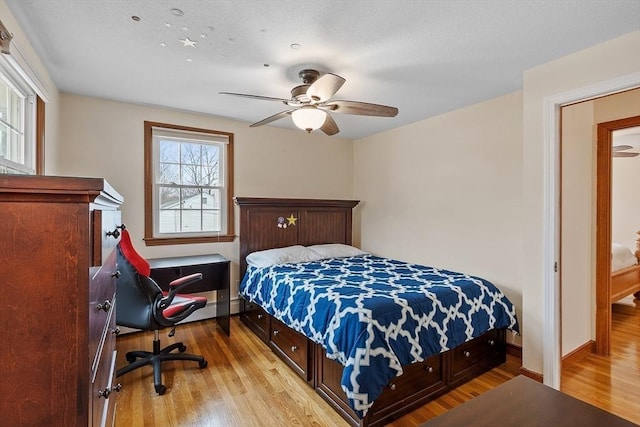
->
left=595, top=115, right=640, bottom=355
left=558, top=89, right=640, bottom=376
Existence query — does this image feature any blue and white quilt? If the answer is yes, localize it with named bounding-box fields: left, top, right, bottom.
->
left=240, top=254, right=519, bottom=418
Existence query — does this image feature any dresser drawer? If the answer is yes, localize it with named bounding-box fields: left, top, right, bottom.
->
left=450, top=329, right=503, bottom=383
left=92, top=210, right=122, bottom=267
left=91, top=290, right=117, bottom=427
left=89, top=249, right=117, bottom=374
left=269, top=318, right=311, bottom=380
left=92, top=346, right=117, bottom=427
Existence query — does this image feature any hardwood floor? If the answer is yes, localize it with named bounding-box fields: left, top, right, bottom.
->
left=561, top=296, right=640, bottom=425
left=115, top=300, right=639, bottom=426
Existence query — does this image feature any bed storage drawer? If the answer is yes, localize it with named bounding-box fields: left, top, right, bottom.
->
left=269, top=318, right=311, bottom=381
left=369, top=353, right=446, bottom=422
left=241, top=299, right=269, bottom=342
left=450, top=329, right=505, bottom=385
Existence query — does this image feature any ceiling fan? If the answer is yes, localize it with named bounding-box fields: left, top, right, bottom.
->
left=613, top=145, right=639, bottom=158
left=220, top=69, right=398, bottom=136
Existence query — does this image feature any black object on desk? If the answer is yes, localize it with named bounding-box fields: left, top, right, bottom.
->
left=148, top=254, right=230, bottom=336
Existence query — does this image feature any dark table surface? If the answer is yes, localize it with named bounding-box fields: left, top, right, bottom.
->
left=420, top=375, right=638, bottom=427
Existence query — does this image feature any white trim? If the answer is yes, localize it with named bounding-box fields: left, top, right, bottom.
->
left=542, top=71, right=640, bottom=389
left=3, top=39, right=50, bottom=102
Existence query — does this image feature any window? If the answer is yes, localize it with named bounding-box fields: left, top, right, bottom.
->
left=144, top=121, right=234, bottom=245
left=0, top=57, right=36, bottom=175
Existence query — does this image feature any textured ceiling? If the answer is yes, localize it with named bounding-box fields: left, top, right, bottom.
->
left=6, top=0, right=640, bottom=139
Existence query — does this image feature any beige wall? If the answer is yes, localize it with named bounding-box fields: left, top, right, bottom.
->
left=57, top=94, right=354, bottom=300
left=0, top=0, right=60, bottom=173
left=560, top=100, right=595, bottom=356
left=522, top=30, right=640, bottom=373
left=354, top=91, right=524, bottom=346
left=612, top=154, right=640, bottom=250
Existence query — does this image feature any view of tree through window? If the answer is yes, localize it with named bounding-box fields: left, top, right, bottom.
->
left=145, top=121, right=233, bottom=244
left=158, top=138, right=221, bottom=233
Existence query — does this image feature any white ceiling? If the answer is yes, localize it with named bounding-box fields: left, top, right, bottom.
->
left=6, top=0, right=640, bottom=140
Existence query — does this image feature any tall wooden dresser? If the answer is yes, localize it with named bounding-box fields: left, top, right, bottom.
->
left=0, top=175, right=124, bottom=426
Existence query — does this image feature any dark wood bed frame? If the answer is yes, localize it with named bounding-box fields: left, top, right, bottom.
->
left=235, top=197, right=507, bottom=427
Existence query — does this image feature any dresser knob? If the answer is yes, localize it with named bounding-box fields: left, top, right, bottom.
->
left=111, top=327, right=121, bottom=336
left=488, top=339, right=495, bottom=346
left=257, top=314, right=264, bottom=320
left=96, top=300, right=112, bottom=312
left=389, top=383, right=396, bottom=391
left=112, top=383, right=122, bottom=392
left=425, top=366, right=434, bottom=373
left=291, top=345, right=298, bottom=352
left=98, top=387, right=111, bottom=399
left=464, top=351, right=471, bottom=358
left=106, top=224, right=126, bottom=239
left=273, top=329, right=279, bottom=336
left=111, top=270, right=121, bottom=278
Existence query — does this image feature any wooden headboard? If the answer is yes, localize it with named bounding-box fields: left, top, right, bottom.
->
left=234, top=197, right=359, bottom=277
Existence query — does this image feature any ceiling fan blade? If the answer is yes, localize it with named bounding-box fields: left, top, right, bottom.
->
left=320, top=113, right=339, bottom=136
left=220, top=92, right=289, bottom=104
left=307, top=73, right=346, bottom=103
left=613, top=152, right=639, bottom=157
left=249, top=109, right=296, bottom=127
left=324, top=100, right=398, bottom=117
left=612, top=145, right=633, bottom=151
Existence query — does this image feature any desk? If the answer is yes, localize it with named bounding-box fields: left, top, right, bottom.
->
left=421, top=375, right=636, bottom=427
left=148, top=254, right=230, bottom=336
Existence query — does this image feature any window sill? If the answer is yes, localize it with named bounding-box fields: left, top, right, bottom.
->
left=144, top=234, right=236, bottom=246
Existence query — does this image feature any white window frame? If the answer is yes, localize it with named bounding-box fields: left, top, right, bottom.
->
left=0, top=56, right=36, bottom=175
left=144, top=121, right=234, bottom=246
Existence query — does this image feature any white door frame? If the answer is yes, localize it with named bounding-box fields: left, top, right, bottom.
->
left=542, top=72, right=640, bottom=389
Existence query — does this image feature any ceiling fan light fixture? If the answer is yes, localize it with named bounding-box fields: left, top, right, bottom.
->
left=292, top=106, right=326, bottom=133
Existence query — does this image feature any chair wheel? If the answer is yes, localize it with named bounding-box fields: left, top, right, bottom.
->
left=199, top=359, right=208, bottom=369
left=155, top=384, right=167, bottom=395
left=178, top=344, right=187, bottom=352
left=126, top=354, right=137, bottom=363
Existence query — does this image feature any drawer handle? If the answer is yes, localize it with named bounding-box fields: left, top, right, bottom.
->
left=291, top=345, right=298, bottom=352
left=111, top=270, right=121, bottom=278
left=96, top=300, right=112, bottom=312
left=257, top=314, right=264, bottom=320
left=389, top=383, right=396, bottom=391
left=488, top=339, right=495, bottom=346
left=464, top=351, right=471, bottom=358
left=273, top=329, right=279, bottom=336
left=425, top=366, right=434, bottom=373
left=98, top=383, right=122, bottom=399
left=106, top=224, right=126, bottom=239
left=112, top=327, right=121, bottom=336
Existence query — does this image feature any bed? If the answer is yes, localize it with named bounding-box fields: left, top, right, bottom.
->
left=235, top=197, right=519, bottom=427
left=611, top=239, right=640, bottom=303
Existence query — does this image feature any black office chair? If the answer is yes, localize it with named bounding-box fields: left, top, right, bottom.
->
left=115, top=229, right=208, bottom=395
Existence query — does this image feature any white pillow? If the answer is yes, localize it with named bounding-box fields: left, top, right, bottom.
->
left=308, top=243, right=368, bottom=260
left=246, top=245, right=319, bottom=268
left=611, top=243, right=638, bottom=272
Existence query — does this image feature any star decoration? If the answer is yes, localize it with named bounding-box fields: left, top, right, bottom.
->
left=179, top=37, right=197, bottom=47
left=286, top=214, right=297, bottom=226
